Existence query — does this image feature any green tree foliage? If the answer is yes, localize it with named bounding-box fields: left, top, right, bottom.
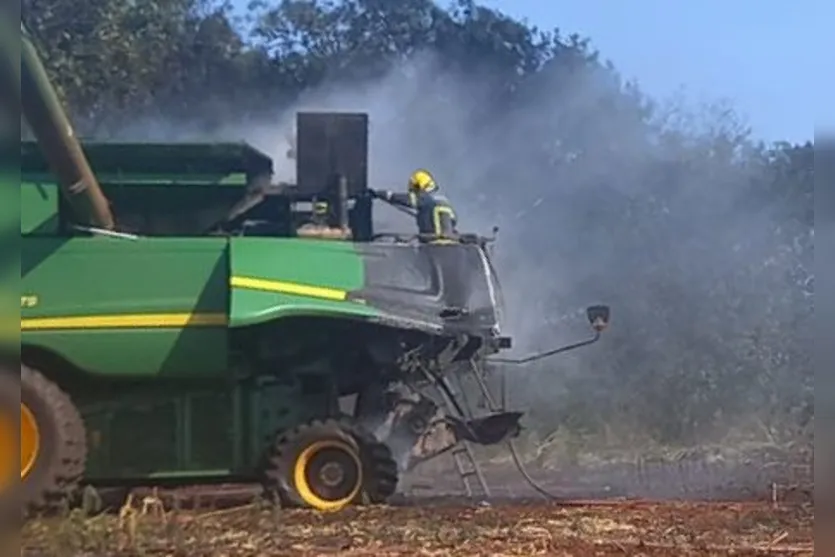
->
left=22, top=0, right=813, bottom=448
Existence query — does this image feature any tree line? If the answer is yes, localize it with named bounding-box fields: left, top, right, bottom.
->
left=22, top=0, right=813, bottom=451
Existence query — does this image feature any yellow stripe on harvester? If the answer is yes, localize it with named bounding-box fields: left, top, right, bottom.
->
left=230, top=276, right=347, bottom=301
left=20, top=278, right=349, bottom=331
left=20, top=313, right=228, bottom=331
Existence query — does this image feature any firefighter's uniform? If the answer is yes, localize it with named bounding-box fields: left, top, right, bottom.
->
left=373, top=170, right=458, bottom=241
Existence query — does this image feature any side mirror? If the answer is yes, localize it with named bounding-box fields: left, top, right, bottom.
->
left=586, top=305, right=610, bottom=332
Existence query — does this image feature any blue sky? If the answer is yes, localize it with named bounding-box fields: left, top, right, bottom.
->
left=479, top=0, right=823, bottom=144
left=233, top=0, right=824, bottom=143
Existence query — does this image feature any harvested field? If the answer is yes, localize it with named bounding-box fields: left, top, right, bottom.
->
left=18, top=498, right=813, bottom=557
left=15, top=449, right=816, bottom=556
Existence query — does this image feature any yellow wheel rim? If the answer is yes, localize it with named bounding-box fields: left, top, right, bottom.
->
left=293, top=439, right=362, bottom=512
left=20, top=403, right=40, bottom=481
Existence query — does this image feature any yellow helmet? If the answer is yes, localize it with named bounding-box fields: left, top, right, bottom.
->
left=408, top=169, right=437, bottom=193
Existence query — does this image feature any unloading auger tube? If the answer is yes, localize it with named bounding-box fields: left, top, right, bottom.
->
left=7, top=21, right=115, bottom=230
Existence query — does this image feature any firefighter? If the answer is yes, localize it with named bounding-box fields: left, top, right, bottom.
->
left=371, top=169, right=458, bottom=241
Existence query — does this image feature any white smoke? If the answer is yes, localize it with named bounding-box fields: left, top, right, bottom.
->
left=103, top=46, right=808, bottom=453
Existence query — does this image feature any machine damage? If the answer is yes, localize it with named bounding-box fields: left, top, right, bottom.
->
left=11, top=17, right=611, bottom=517
left=354, top=305, right=611, bottom=497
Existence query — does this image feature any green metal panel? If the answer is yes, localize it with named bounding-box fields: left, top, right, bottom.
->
left=101, top=183, right=244, bottom=236
left=228, top=237, right=379, bottom=326
left=94, top=395, right=180, bottom=475
left=187, top=389, right=238, bottom=470
left=78, top=376, right=333, bottom=480
left=80, top=386, right=238, bottom=478
left=21, top=141, right=273, bottom=186
left=20, top=181, right=58, bottom=234
left=20, top=174, right=245, bottom=235
left=21, top=237, right=230, bottom=377
left=247, top=377, right=306, bottom=466
left=24, top=172, right=249, bottom=187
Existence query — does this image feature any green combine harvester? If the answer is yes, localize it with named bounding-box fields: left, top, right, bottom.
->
left=3, top=20, right=610, bottom=517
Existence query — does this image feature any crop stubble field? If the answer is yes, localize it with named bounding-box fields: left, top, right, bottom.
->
left=15, top=459, right=816, bottom=557
left=16, top=455, right=815, bottom=557
left=18, top=497, right=813, bottom=557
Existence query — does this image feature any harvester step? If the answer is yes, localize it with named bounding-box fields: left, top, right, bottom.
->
left=450, top=441, right=491, bottom=499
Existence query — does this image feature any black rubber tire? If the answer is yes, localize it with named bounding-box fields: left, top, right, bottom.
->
left=355, top=427, right=399, bottom=503
left=263, top=417, right=398, bottom=510
left=0, top=364, right=86, bottom=520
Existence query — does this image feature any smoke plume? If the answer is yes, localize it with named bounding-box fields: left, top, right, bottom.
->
left=101, top=48, right=812, bottom=494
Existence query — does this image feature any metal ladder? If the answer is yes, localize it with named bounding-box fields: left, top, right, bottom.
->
left=435, top=370, right=492, bottom=499
left=450, top=440, right=491, bottom=498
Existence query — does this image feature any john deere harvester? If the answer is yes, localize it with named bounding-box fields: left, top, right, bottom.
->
left=4, top=20, right=610, bottom=517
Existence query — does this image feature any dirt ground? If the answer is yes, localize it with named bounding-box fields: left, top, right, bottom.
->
left=13, top=449, right=815, bottom=556
left=17, top=498, right=813, bottom=557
